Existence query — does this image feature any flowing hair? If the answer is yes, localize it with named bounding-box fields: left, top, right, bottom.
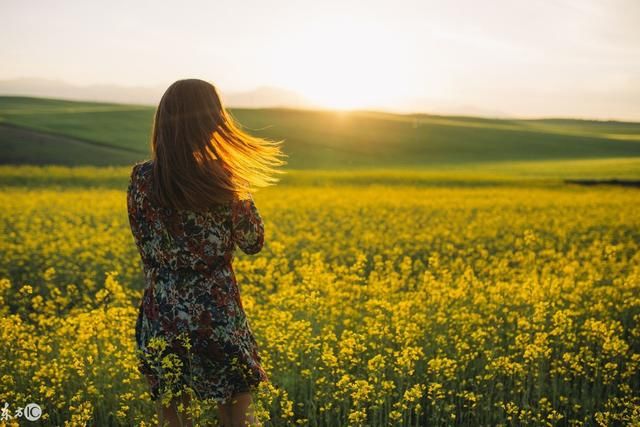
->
left=150, top=78, right=287, bottom=211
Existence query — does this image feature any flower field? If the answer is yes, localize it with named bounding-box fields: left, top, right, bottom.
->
left=0, top=166, right=639, bottom=426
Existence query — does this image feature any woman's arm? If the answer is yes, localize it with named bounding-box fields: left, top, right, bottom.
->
left=231, top=193, right=264, bottom=255
left=126, top=163, right=142, bottom=241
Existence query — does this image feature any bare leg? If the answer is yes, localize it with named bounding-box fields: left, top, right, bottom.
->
left=156, top=393, right=193, bottom=427
left=217, top=401, right=233, bottom=426
left=229, top=392, right=260, bottom=427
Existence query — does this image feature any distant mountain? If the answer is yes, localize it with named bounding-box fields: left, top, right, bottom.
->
left=0, top=78, right=315, bottom=109
left=0, top=77, right=508, bottom=117
left=225, top=86, right=313, bottom=109
left=0, top=78, right=164, bottom=106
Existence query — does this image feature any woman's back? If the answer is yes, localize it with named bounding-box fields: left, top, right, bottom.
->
left=127, top=159, right=263, bottom=274
left=126, top=158, right=269, bottom=406
left=126, top=78, right=284, bottom=424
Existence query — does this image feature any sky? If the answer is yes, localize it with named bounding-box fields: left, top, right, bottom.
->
left=1, top=0, right=639, bottom=120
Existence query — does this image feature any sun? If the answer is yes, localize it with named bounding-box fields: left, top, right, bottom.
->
left=271, top=16, right=423, bottom=111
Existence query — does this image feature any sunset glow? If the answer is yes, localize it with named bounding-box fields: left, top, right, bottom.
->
left=0, top=0, right=638, bottom=119
left=269, top=17, right=425, bottom=111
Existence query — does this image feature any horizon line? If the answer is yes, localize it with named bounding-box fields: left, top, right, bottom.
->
left=0, top=93, right=639, bottom=125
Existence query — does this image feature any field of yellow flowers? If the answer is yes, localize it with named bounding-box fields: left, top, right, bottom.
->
left=0, top=166, right=639, bottom=426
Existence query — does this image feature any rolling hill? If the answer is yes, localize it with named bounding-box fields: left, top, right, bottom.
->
left=1, top=96, right=639, bottom=170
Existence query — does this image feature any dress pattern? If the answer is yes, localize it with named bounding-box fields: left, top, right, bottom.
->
left=126, top=159, right=269, bottom=404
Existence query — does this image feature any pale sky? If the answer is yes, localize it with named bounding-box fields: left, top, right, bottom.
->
left=1, top=0, right=639, bottom=120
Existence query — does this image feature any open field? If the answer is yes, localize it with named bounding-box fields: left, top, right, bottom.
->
left=2, top=96, right=640, bottom=168
left=1, top=166, right=639, bottom=426
left=1, top=96, right=639, bottom=425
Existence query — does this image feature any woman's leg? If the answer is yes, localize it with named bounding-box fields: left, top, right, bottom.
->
left=229, top=391, right=260, bottom=427
left=217, top=401, right=233, bottom=426
left=156, top=393, right=193, bottom=427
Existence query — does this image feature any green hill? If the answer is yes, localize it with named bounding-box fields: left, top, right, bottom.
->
left=1, top=96, right=639, bottom=169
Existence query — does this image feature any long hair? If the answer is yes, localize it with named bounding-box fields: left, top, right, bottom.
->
left=150, top=78, right=287, bottom=211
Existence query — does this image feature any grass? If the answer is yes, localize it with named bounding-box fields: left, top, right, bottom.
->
left=1, top=157, right=640, bottom=191
left=1, top=96, right=639, bottom=169
left=1, top=96, right=639, bottom=425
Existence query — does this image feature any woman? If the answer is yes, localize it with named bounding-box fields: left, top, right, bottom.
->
left=126, top=79, right=286, bottom=426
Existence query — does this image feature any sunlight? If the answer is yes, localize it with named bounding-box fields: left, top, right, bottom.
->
left=273, top=17, right=425, bottom=111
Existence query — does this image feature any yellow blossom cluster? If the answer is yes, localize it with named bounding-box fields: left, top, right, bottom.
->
left=1, top=167, right=639, bottom=426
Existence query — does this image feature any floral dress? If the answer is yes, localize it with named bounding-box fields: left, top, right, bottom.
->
left=126, top=159, right=269, bottom=404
